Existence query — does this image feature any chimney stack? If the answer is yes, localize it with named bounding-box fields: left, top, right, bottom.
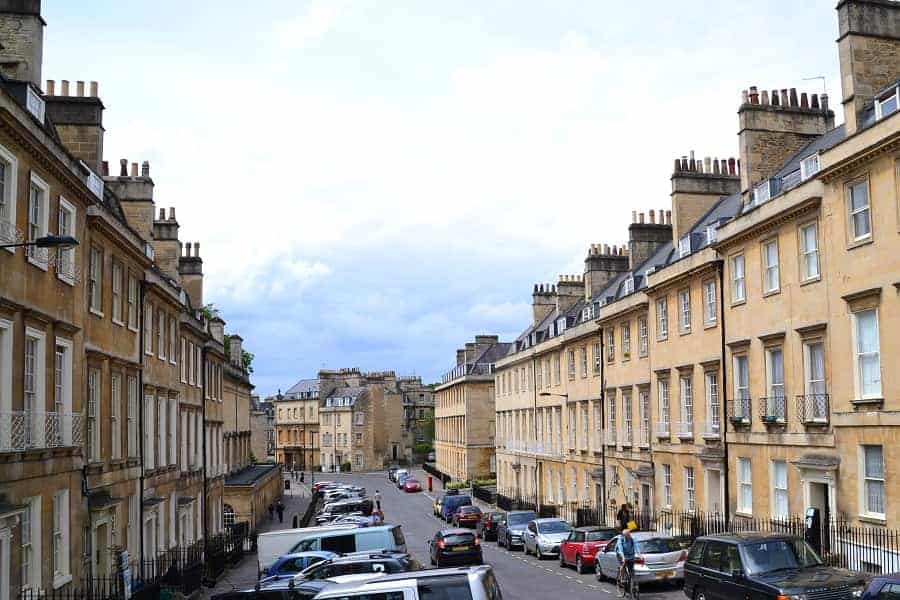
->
left=44, top=75, right=106, bottom=173
left=152, top=206, right=181, bottom=282
left=179, top=240, right=203, bottom=308
left=532, top=283, right=556, bottom=325
left=0, top=1, right=44, bottom=86
left=229, top=334, right=244, bottom=368
left=628, top=210, right=673, bottom=270
left=584, top=244, right=630, bottom=300
left=837, top=0, right=900, bottom=135
left=105, top=157, right=156, bottom=241
left=671, top=151, right=741, bottom=242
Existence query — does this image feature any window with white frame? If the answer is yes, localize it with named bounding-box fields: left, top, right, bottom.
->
left=180, top=339, right=187, bottom=382
left=875, top=85, right=899, bottom=120
left=803, top=340, right=827, bottom=399
left=853, top=308, right=881, bottom=399
left=622, top=322, right=631, bottom=358
left=662, top=464, right=672, bottom=508
left=685, top=467, right=696, bottom=512
left=111, top=373, right=121, bottom=459
left=772, top=460, right=788, bottom=519
left=623, top=391, right=633, bottom=443
left=847, top=179, right=872, bottom=242
left=196, top=347, right=202, bottom=389
left=169, top=318, right=176, bottom=364
left=56, top=198, right=75, bottom=283
left=580, top=403, right=588, bottom=449
left=157, top=309, right=166, bottom=360
left=658, top=379, right=670, bottom=429
left=580, top=347, right=588, bottom=377
left=53, top=489, right=70, bottom=585
left=762, top=240, right=780, bottom=293
left=680, top=375, right=693, bottom=429
left=21, top=496, right=40, bottom=589
left=110, top=261, right=123, bottom=324
left=89, top=246, right=103, bottom=313
left=593, top=342, right=601, bottom=374
left=703, top=280, right=717, bottom=324
left=0, top=320, right=10, bottom=448
left=568, top=405, right=576, bottom=448
left=127, top=376, right=137, bottom=457
left=127, top=274, right=138, bottom=330
left=87, top=369, right=100, bottom=461
left=26, top=173, right=49, bottom=267
left=706, top=372, right=719, bottom=433
left=638, top=316, right=648, bottom=356
left=656, top=297, right=668, bottom=339
left=734, top=354, right=750, bottom=419
left=24, top=330, right=45, bottom=447
left=862, top=445, right=885, bottom=518
left=766, top=347, right=785, bottom=401
left=53, top=339, right=73, bottom=445
left=187, top=341, right=194, bottom=385
left=606, top=329, right=615, bottom=362
left=799, top=223, right=820, bottom=281
left=570, top=466, right=577, bottom=498
left=639, top=390, right=649, bottom=444
left=800, top=153, right=820, bottom=181
left=355, top=410, right=364, bottom=425
left=593, top=402, right=602, bottom=450
left=567, top=349, right=576, bottom=380
left=738, top=457, right=752, bottom=514
left=0, top=144, right=18, bottom=247
left=678, top=289, right=691, bottom=332
left=144, top=395, right=155, bottom=470
left=607, top=394, right=616, bottom=442
left=144, top=305, right=153, bottom=355
left=168, top=396, right=177, bottom=466
left=556, top=469, right=564, bottom=504
left=731, top=254, right=745, bottom=302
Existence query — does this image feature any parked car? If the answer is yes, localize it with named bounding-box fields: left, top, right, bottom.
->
left=559, top=526, right=620, bottom=574
left=497, top=510, right=537, bottom=549
left=257, top=551, right=337, bottom=583
left=313, top=565, right=503, bottom=600
left=453, top=505, right=483, bottom=528
left=427, top=451, right=436, bottom=462
left=217, top=574, right=383, bottom=599
left=257, top=525, right=357, bottom=575
left=326, top=514, right=369, bottom=526
left=684, top=533, right=869, bottom=600
left=595, top=532, right=686, bottom=585
left=387, top=465, right=400, bottom=481
left=428, top=528, right=483, bottom=567
left=295, top=551, right=421, bottom=581
left=403, top=478, right=421, bottom=492
left=476, top=511, right=505, bottom=542
left=440, top=494, right=473, bottom=522
left=315, top=499, right=373, bottom=524
left=312, top=481, right=335, bottom=494
left=522, top=518, right=572, bottom=559
left=289, top=524, right=407, bottom=555
left=394, top=469, right=409, bottom=487
left=861, top=574, right=900, bottom=600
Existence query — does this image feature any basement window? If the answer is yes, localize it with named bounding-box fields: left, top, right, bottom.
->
left=875, top=86, right=899, bottom=121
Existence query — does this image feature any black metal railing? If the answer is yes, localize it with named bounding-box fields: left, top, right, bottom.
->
left=759, top=395, right=787, bottom=424
left=797, top=394, right=829, bottom=425
left=472, top=484, right=497, bottom=505
left=423, top=462, right=450, bottom=485
left=728, top=397, right=751, bottom=426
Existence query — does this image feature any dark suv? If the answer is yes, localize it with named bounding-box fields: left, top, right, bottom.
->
left=296, top=552, right=420, bottom=581
left=684, top=533, right=869, bottom=600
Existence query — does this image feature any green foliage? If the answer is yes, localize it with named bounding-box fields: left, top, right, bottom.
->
left=242, top=349, right=255, bottom=374
left=414, top=442, right=432, bottom=455
left=422, top=413, right=435, bottom=443
left=249, top=451, right=258, bottom=464
left=341, top=462, right=352, bottom=472
left=202, top=303, right=219, bottom=321
left=472, top=478, right=496, bottom=486
left=445, top=481, right=470, bottom=491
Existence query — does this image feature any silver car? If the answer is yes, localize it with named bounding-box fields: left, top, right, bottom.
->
left=313, top=565, right=503, bottom=599
left=594, top=532, right=686, bottom=585
left=522, top=518, right=573, bottom=559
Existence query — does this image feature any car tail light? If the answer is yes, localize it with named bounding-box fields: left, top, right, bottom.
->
left=634, top=556, right=645, bottom=565
left=437, top=540, right=446, bottom=549
left=679, top=550, right=688, bottom=562
left=474, top=537, right=481, bottom=546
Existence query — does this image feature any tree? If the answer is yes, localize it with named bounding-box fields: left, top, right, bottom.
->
left=423, top=413, right=435, bottom=444
left=201, top=303, right=219, bottom=321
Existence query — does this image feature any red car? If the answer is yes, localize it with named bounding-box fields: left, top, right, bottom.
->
left=559, top=526, right=619, bottom=574
left=403, top=478, right=421, bottom=492
left=312, top=481, right=334, bottom=494
left=452, top=505, right=482, bottom=528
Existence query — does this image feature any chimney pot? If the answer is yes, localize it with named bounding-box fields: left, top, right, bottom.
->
left=736, top=158, right=741, bottom=175
left=749, top=86, right=759, bottom=104
left=119, top=159, right=127, bottom=177
left=141, top=161, right=150, bottom=177
left=821, top=93, right=828, bottom=111
left=90, top=81, right=98, bottom=97
left=46, top=80, right=54, bottom=95
left=689, top=156, right=696, bottom=172
left=158, top=208, right=165, bottom=221
left=742, top=89, right=749, bottom=104
left=771, top=89, right=780, bottom=106
left=603, top=244, right=610, bottom=254
left=728, top=157, right=736, bottom=175
left=780, top=89, right=789, bottom=106
left=193, top=242, right=200, bottom=256
left=666, top=210, right=672, bottom=224
left=761, top=90, right=769, bottom=105
left=811, top=94, right=820, bottom=109
left=76, top=81, right=85, bottom=97
left=649, top=209, right=656, bottom=224
left=713, top=159, right=721, bottom=175
left=789, top=88, right=798, bottom=107
left=169, top=207, right=176, bottom=221
left=673, top=158, right=681, bottom=172
left=130, top=162, right=138, bottom=177
left=704, top=157, right=711, bottom=173
left=639, top=212, right=645, bottom=224
left=61, top=80, right=70, bottom=96
left=632, top=210, right=637, bottom=223
left=800, top=92, right=809, bottom=109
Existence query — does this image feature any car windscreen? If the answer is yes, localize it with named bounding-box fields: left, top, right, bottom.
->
left=586, top=529, right=619, bottom=542
left=636, top=538, right=681, bottom=554
left=741, top=539, right=823, bottom=575
left=537, top=521, right=572, bottom=534
left=443, top=533, right=476, bottom=545
left=459, top=506, right=481, bottom=514
left=418, top=574, right=474, bottom=600
left=507, top=513, right=537, bottom=525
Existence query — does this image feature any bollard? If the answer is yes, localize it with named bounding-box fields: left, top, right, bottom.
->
left=428, top=476, right=433, bottom=492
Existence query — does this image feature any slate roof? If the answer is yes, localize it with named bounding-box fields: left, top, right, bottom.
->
left=285, top=378, right=319, bottom=398
left=225, top=464, right=279, bottom=486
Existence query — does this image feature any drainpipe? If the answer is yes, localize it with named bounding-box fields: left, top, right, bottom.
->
left=201, top=346, right=208, bottom=548
left=138, top=280, right=146, bottom=570
left=599, top=325, right=608, bottom=525
left=532, top=355, right=539, bottom=504
left=716, top=260, right=731, bottom=522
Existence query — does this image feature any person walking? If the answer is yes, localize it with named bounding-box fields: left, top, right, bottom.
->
left=374, top=490, right=382, bottom=511
left=268, top=503, right=275, bottom=521
left=617, top=503, right=630, bottom=532
left=276, top=500, right=285, bottom=523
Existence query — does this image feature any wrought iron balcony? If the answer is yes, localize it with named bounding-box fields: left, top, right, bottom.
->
left=728, top=397, right=752, bottom=426
left=0, top=411, right=84, bottom=452
left=502, top=439, right=563, bottom=458
left=759, top=396, right=787, bottom=425
left=796, top=394, right=829, bottom=425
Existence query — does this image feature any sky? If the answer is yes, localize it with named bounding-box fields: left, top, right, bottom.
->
left=43, top=1, right=844, bottom=396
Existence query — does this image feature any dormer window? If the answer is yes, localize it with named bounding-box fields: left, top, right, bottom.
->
left=754, top=180, right=771, bottom=205
left=875, top=85, right=899, bottom=121
left=706, top=224, right=718, bottom=244
left=623, top=277, right=634, bottom=295
left=800, top=153, right=819, bottom=181
left=678, top=236, right=691, bottom=258
left=556, top=317, right=567, bottom=334
left=26, top=86, right=45, bottom=123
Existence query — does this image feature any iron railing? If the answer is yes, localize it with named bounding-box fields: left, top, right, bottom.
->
left=797, top=394, right=830, bottom=425
left=0, top=411, right=84, bottom=452
left=760, top=395, right=787, bottom=424
left=728, top=397, right=752, bottom=426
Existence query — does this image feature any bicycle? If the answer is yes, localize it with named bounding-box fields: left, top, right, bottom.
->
left=617, top=558, right=640, bottom=600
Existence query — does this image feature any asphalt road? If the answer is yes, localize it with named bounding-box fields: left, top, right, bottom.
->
left=320, top=469, right=686, bottom=600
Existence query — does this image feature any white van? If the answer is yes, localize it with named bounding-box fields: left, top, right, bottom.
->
left=257, top=524, right=356, bottom=575
left=289, top=524, right=407, bottom=555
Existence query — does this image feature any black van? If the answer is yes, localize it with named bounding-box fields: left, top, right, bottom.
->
left=684, top=532, right=868, bottom=600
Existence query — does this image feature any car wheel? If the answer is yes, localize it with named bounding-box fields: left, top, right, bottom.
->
left=429, top=554, right=435, bottom=566
left=497, top=534, right=504, bottom=548
left=694, top=590, right=706, bottom=600
left=435, top=555, right=442, bottom=568
left=559, top=552, right=566, bottom=567
left=576, top=556, right=585, bottom=575
left=536, top=546, right=543, bottom=560
left=595, top=559, right=605, bottom=581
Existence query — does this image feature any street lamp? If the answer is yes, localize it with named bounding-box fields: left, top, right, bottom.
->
left=0, top=234, right=79, bottom=250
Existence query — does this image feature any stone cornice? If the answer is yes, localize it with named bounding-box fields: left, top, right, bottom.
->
left=714, top=196, right=821, bottom=251
left=819, top=120, right=900, bottom=183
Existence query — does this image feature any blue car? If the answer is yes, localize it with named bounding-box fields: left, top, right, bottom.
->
left=860, top=574, right=897, bottom=600
left=261, top=551, right=337, bottom=582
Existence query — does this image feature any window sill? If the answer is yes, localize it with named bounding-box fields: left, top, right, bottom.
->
left=145, top=350, right=154, bottom=356
left=657, top=336, right=668, bottom=343
left=53, top=573, right=73, bottom=590
left=859, top=514, right=886, bottom=526
left=679, top=329, right=692, bottom=337
left=57, top=274, right=75, bottom=287
left=847, top=236, right=873, bottom=251
left=851, top=397, right=884, bottom=409
left=799, top=276, right=821, bottom=287
left=128, top=325, right=139, bottom=333
left=735, top=511, right=753, bottom=519
left=27, top=256, right=48, bottom=271
left=703, top=321, right=717, bottom=330
left=731, top=299, right=746, bottom=308
left=762, top=289, right=780, bottom=298
left=3, top=246, right=14, bottom=255
left=112, top=318, right=124, bottom=327
left=89, top=308, right=105, bottom=318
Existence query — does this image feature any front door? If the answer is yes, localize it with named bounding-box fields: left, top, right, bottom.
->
left=808, top=481, right=831, bottom=553
left=707, top=469, right=722, bottom=512
left=92, top=521, right=110, bottom=577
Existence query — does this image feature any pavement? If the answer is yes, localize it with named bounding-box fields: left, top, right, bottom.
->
left=200, top=476, right=313, bottom=598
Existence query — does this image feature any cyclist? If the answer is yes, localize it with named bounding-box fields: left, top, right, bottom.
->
left=616, top=528, right=638, bottom=595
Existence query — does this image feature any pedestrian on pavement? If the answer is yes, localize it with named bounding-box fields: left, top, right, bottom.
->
left=292, top=515, right=298, bottom=528
left=374, top=490, right=382, bottom=511
left=617, top=503, right=630, bottom=532
left=268, top=503, right=274, bottom=520
left=276, top=500, right=285, bottom=523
